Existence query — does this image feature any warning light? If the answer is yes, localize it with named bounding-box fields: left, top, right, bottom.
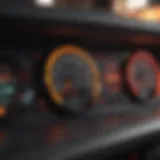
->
left=104, top=73, right=121, bottom=84
left=0, top=106, right=7, bottom=118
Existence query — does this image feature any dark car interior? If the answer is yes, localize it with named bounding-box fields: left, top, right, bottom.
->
left=1, top=0, right=160, bottom=160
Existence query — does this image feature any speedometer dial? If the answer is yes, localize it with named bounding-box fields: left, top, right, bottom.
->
left=126, top=50, right=159, bottom=101
left=44, top=45, right=101, bottom=114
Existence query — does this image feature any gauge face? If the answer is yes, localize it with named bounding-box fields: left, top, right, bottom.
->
left=126, top=51, right=159, bottom=101
left=44, top=45, right=101, bottom=113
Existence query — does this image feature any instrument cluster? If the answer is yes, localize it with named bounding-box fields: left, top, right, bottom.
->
left=0, top=45, right=160, bottom=119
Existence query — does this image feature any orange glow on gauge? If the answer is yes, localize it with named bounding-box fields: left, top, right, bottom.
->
left=44, top=44, right=101, bottom=111
left=126, top=50, right=159, bottom=100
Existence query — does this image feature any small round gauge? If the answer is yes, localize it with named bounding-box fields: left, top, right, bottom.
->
left=44, top=45, right=101, bottom=114
left=126, top=50, right=159, bottom=101
left=0, top=54, right=34, bottom=120
left=0, top=63, right=17, bottom=118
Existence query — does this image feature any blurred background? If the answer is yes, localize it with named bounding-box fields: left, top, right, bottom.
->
left=34, top=0, right=160, bottom=22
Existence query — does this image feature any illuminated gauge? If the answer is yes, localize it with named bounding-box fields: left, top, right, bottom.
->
left=0, top=63, right=16, bottom=118
left=44, top=45, right=101, bottom=114
left=126, top=50, right=159, bottom=101
left=0, top=54, right=34, bottom=120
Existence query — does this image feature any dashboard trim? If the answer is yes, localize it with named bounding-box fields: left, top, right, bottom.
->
left=2, top=116, right=160, bottom=160
left=1, top=5, right=160, bottom=35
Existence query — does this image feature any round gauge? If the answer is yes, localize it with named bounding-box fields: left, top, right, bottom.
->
left=0, top=63, right=16, bottom=118
left=0, top=54, right=34, bottom=120
left=126, top=50, right=159, bottom=101
left=44, top=45, right=101, bottom=114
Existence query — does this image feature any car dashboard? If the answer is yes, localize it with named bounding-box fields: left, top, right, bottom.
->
left=0, top=45, right=160, bottom=118
left=1, top=2, right=160, bottom=160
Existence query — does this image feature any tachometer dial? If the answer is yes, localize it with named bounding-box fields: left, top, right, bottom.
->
left=44, top=45, right=101, bottom=114
left=126, top=50, right=159, bottom=101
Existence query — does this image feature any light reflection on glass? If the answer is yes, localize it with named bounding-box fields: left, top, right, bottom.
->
left=34, top=0, right=55, bottom=7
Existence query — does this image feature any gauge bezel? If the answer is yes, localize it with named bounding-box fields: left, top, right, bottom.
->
left=44, top=45, right=101, bottom=108
left=125, top=50, right=159, bottom=99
